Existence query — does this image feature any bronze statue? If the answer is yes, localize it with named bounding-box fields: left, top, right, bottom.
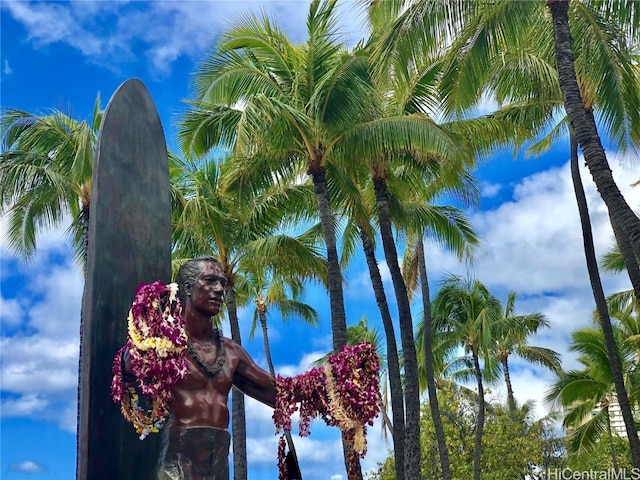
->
left=120, top=256, right=284, bottom=480
left=113, top=255, right=378, bottom=480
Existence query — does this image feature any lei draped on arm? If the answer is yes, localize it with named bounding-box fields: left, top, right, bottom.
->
left=273, top=342, right=381, bottom=480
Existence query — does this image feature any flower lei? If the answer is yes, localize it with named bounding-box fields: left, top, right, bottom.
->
left=110, top=281, right=188, bottom=439
left=273, top=342, right=381, bottom=480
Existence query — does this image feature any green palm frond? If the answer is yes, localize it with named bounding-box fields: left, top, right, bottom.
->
left=545, top=369, right=609, bottom=408
left=516, top=346, right=562, bottom=374
left=566, top=406, right=610, bottom=455
left=438, top=1, right=542, bottom=114
left=600, top=243, right=627, bottom=273
left=431, top=275, right=503, bottom=384
left=178, top=102, right=243, bottom=156
left=0, top=97, right=101, bottom=265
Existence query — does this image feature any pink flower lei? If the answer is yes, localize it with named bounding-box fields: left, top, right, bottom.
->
left=273, top=342, right=381, bottom=480
left=110, top=281, right=188, bottom=439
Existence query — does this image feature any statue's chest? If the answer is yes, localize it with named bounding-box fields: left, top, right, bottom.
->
left=180, top=353, right=234, bottom=392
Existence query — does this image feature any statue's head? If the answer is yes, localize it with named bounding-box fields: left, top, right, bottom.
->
left=175, top=256, right=222, bottom=304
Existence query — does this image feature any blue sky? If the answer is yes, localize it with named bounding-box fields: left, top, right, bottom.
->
left=1, top=1, right=639, bottom=480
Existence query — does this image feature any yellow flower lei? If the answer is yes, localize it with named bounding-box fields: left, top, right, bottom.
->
left=111, top=281, right=188, bottom=439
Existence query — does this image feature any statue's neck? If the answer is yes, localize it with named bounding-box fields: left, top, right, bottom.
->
left=183, top=307, right=214, bottom=341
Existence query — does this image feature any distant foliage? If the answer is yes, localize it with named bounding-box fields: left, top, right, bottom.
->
left=368, top=383, right=564, bottom=479
left=567, top=435, right=632, bottom=473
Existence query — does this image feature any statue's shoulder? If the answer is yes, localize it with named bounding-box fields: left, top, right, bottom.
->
left=219, top=336, right=251, bottom=364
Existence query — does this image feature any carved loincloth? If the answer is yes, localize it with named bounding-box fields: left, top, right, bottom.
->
left=157, top=426, right=231, bottom=480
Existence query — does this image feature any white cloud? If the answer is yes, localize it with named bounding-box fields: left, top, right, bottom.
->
left=4, top=1, right=367, bottom=77
left=26, top=263, right=83, bottom=339
left=1, top=296, right=23, bottom=327
left=341, top=152, right=640, bottom=435
left=481, top=181, right=502, bottom=198
left=4, top=1, right=107, bottom=55
left=3, top=59, right=13, bottom=75
left=7, top=460, right=45, bottom=473
left=475, top=156, right=638, bottom=294
left=417, top=152, right=640, bottom=429
left=1, top=336, right=79, bottom=394
left=0, top=227, right=81, bottom=431
left=275, top=350, right=327, bottom=377
left=0, top=209, right=74, bottom=261
left=345, top=259, right=392, bottom=302
left=59, top=399, right=79, bottom=432
left=426, top=154, right=639, bottom=295
left=1, top=393, right=49, bottom=416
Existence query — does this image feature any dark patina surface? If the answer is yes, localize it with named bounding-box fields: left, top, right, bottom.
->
left=77, top=78, right=171, bottom=480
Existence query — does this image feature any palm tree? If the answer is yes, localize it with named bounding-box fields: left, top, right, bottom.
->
left=546, top=0, right=640, bottom=272
left=431, top=275, right=503, bottom=480
left=368, top=1, right=640, bottom=467
left=367, top=0, right=640, bottom=265
left=0, top=95, right=102, bottom=269
left=247, top=275, right=320, bottom=377
left=548, top=6, right=640, bottom=460
left=334, top=155, right=479, bottom=480
left=361, top=0, right=640, bottom=303
left=347, top=35, right=522, bottom=478
left=566, top=125, right=640, bottom=467
left=546, top=326, right=640, bottom=463
left=179, top=2, right=498, bottom=476
left=171, top=155, right=327, bottom=479
left=470, top=13, right=640, bottom=451
left=493, top=292, right=561, bottom=413
left=178, top=0, right=359, bottom=360
left=332, top=169, right=408, bottom=480
left=1, top=98, right=103, bottom=477
left=399, top=164, right=480, bottom=480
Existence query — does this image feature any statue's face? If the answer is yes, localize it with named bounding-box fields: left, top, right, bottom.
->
left=189, top=261, right=226, bottom=317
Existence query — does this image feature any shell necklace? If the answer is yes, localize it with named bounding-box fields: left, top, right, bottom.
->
left=187, top=327, right=227, bottom=378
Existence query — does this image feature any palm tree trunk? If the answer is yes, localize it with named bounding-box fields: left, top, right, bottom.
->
left=568, top=130, right=640, bottom=467
left=583, top=106, right=640, bottom=302
left=309, top=167, right=359, bottom=478
left=226, top=287, right=248, bottom=480
left=343, top=439, right=364, bottom=480
left=373, top=178, right=422, bottom=480
left=547, top=0, right=640, bottom=282
left=258, top=313, right=301, bottom=479
left=502, top=356, right=516, bottom=413
left=259, top=313, right=275, bottom=376
left=309, top=168, right=348, bottom=350
left=472, top=351, right=485, bottom=480
left=416, top=241, right=452, bottom=480
left=605, top=407, right=619, bottom=470
left=358, top=226, right=406, bottom=480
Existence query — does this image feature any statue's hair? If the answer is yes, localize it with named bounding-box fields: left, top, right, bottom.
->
left=175, top=256, right=221, bottom=304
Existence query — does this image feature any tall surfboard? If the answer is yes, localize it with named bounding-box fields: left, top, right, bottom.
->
left=77, top=78, right=171, bottom=480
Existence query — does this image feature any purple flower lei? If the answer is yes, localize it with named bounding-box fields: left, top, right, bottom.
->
left=110, top=281, right=188, bottom=439
left=273, top=342, right=381, bottom=480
